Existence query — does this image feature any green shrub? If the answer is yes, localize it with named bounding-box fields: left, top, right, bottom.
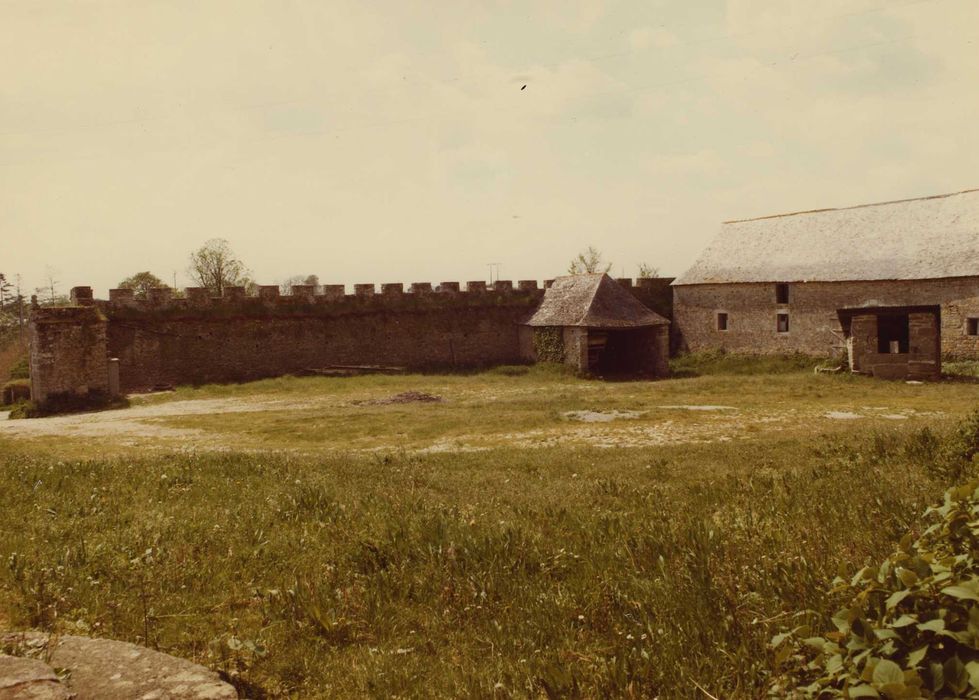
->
left=1, top=379, right=30, bottom=408
left=8, top=356, right=29, bottom=380
left=533, top=327, right=564, bottom=364
left=942, top=361, right=979, bottom=379
left=770, top=477, right=979, bottom=698
left=9, top=391, right=129, bottom=418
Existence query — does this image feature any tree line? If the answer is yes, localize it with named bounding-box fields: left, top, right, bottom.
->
left=3, top=240, right=661, bottom=316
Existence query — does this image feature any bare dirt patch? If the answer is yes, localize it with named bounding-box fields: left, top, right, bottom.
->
left=0, top=397, right=323, bottom=442
left=352, top=391, right=443, bottom=406
left=563, top=410, right=645, bottom=422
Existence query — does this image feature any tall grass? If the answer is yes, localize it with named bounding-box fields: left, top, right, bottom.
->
left=0, top=422, right=971, bottom=697
left=670, top=350, right=832, bottom=377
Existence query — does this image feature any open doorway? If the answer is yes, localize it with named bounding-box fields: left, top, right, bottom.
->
left=877, top=313, right=910, bottom=354
left=591, top=328, right=656, bottom=376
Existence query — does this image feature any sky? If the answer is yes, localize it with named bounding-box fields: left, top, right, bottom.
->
left=1, top=0, right=977, bottom=297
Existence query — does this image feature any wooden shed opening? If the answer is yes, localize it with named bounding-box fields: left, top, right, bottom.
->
left=877, top=313, right=910, bottom=354
left=590, top=328, right=661, bottom=376
left=839, top=305, right=940, bottom=381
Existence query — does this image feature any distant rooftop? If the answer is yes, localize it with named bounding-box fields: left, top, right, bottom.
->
left=674, top=188, right=979, bottom=285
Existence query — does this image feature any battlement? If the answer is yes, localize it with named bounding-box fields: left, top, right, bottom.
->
left=98, top=277, right=676, bottom=306
left=91, top=277, right=676, bottom=320
left=97, top=279, right=562, bottom=313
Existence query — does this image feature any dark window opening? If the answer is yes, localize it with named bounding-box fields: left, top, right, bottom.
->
left=968, top=318, right=979, bottom=336
left=877, top=313, right=910, bottom=353
left=716, top=312, right=728, bottom=331
left=775, top=283, right=790, bottom=304
left=777, top=313, right=789, bottom=333
left=591, top=328, right=660, bottom=377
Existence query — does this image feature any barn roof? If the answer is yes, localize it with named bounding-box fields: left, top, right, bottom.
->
left=525, top=274, right=669, bottom=328
left=673, top=188, right=979, bottom=285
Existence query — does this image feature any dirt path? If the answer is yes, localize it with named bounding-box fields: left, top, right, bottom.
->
left=0, top=396, right=325, bottom=441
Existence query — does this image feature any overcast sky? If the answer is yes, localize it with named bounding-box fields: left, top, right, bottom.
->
left=2, top=0, right=977, bottom=296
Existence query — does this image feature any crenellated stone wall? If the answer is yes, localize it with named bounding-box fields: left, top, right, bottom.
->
left=100, top=281, right=543, bottom=392
left=26, top=278, right=674, bottom=402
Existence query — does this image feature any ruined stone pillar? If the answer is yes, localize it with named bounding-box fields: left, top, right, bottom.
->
left=29, top=307, right=109, bottom=406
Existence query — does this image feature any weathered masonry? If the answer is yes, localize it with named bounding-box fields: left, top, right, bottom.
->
left=672, top=189, right=979, bottom=379
left=29, top=277, right=672, bottom=406
left=524, top=274, right=670, bottom=377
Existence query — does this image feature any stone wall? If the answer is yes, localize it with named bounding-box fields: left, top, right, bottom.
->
left=848, top=309, right=941, bottom=380
left=100, top=284, right=544, bottom=393
left=673, top=277, right=979, bottom=359
left=28, top=277, right=675, bottom=401
left=28, top=306, right=109, bottom=403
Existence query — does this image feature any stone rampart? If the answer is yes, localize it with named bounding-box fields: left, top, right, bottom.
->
left=28, top=278, right=675, bottom=400
left=96, top=281, right=547, bottom=393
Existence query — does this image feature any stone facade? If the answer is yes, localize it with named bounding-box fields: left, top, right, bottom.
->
left=672, top=277, right=979, bottom=360
left=101, top=287, right=542, bottom=393
left=845, top=307, right=941, bottom=380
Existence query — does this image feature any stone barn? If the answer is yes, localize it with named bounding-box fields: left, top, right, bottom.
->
left=523, top=273, right=670, bottom=377
left=672, top=188, right=979, bottom=379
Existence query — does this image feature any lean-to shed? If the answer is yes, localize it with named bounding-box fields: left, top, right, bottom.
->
left=523, top=273, right=670, bottom=376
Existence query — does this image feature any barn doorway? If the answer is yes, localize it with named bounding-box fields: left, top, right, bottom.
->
left=590, top=328, right=653, bottom=376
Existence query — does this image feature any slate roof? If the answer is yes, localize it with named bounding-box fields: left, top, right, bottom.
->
left=673, top=188, right=979, bottom=285
left=525, top=274, right=669, bottom=328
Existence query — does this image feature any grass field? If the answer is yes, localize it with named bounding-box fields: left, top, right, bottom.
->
left=1, top=359, right=978, bottom=697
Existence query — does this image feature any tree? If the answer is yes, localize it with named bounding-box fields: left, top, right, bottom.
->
left=279, top=274, right=320, bottom=295
left=568, top=246, right=612, bottom=275
left=34, top=266, right=64, bottom=305
left=0, top=273, right=11, bottom=308
left=637, top=263, right=659, bottom=279
left=187, top=239, right=248, bottom=295
left=117, top=271, right=167, bottom=298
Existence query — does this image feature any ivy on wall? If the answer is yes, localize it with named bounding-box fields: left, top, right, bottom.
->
left=533, top=327, right=564, bottom=363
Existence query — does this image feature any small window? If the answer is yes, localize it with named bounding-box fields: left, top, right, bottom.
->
left=716, top=312, right=728, bottom=331
left=877, top=313, right=909, bottom=354
left=777, top=313, right=789, bottom=333
left=968, top=318, right=979, bottom=336
left=775, top=283, right=790, bottom=304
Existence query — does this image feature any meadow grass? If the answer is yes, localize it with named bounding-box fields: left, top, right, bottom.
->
left=1, top=360, right=979, bottom=697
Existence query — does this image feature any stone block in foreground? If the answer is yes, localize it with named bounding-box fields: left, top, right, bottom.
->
left=0, top=632, right=237, bottom=700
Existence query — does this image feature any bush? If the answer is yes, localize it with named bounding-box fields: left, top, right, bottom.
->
left=533, top=327, right=564, bottom=364
left=770, top=475, right=979, bottom=698
left=9, top=391, right=129, bottom=418
left=8, top=356, right=29, bottom=380
left=1, top=379, right=30, bottom=406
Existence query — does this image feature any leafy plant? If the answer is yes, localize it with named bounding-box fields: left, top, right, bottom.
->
left=117, top=271, right=167, bottom=298
left=770, top=475, right=979, bottom=698
left=568, top=246, right=611, bottom=275
left=8, top=356, right=29, bottom=379
left=533, top=327, right=564, bottom=363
